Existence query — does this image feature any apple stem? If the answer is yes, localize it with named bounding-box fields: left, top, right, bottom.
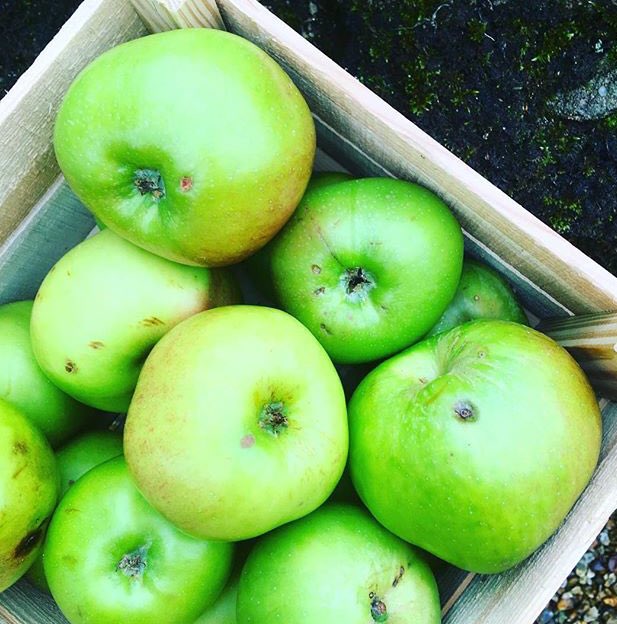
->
left=259, top=401, right=289, bottom=436
left=117, top=542, right=151, bottom=580
left=341, top=267, right=375, bottom=302
left=134, top=169, right=166, bottom=200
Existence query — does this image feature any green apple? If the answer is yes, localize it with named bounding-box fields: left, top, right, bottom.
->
left=195, top=573, right=239, bottom=624
left=426, top=258, right=528, bottom=337
left=125, top=305, right=348, bottom=541
left=0, top=399, right=58, bottom=591
left=349, top=320, right=602, bottom=573
left=31, top=229, right=239, bottom=412
left=27, top=430, right=124, bottom=592
left=254, top=177, right=464, bottom=363
left=237, top=503, right=440, bottom=623
left=44, top=457, right=233, bottom=624
left=0, top=300, right=93, bottom=447
left=54, top=28, right=316, bottom=267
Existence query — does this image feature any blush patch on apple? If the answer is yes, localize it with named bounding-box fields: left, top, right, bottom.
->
left=241, top=434, right=255, bottom=448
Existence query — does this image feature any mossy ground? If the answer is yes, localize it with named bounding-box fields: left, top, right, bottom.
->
left=265, top=0, right=617, bottom=275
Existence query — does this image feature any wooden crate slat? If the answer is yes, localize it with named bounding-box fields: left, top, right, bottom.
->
left=0, top=0, right=146, bottom=253
left=0, top=581, right=67, bottom=624
left=130, top=0, right=224, bottom=30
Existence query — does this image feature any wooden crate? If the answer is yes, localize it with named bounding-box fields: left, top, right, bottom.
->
left=1, top=1, right=617, bottom=622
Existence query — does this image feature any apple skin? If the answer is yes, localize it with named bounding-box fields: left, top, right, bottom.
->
left=30, top=229, right=240, bottom=412
left=124, top=305, right=348, bottom=541
left=26, top=430, right=124, bottom=592
left=0, top=399, right=59, bottom=592
left=236, top=503, right=440, bottom=623
left=44, top=457, right=233, bottom=624
left=0, top=300, right=93, bottom=447
left=256, top=177, right=464, bottom=364
left=54, top=28, right=316, bottom=267
left=195, top=573, right=239, bottom=624
left=349, top=320, right=602, bottom=573
left=425, top=258, right=528, bottom=337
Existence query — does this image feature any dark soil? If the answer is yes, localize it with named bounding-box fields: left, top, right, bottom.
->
left=265, top=0, right=617, bottom=276
left=0, top=0, right=81, bottom=96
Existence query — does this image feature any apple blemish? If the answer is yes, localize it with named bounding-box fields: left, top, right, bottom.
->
left=369, top=591, right=388, bottom=622
left=64, top=360, right=77, bottom=373
left=311, top=264, right=321, bottom=274
left=392, top=565, right=405, bottom=587
left=180, top=176, right=193, bottom=192
left=241, top=434, right=256, bottom=448
left=453, top=400, right=475, bottom=421
left=13, top=526, right=44, bottom=560
left=133, top=169, right=166, bottom=200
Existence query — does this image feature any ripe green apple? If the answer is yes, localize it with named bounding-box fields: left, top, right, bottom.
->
left=254, top=177, right=464, bottom=363
left=0, top=300, right=93, bottom=447
left=54, top=28, right=316, bottom=267
left=349, top=320, right=602, bottom=573
left=44, top=457, right=233, bottom=624
left=236, top=503, right=440, bottom=623
left=27, top=430, right=124, bottom=592
left=125, top=305, right=348, bottom=541
left=31, top=229, right=239, bottom=412
left=426, top=258, right=528, bottom=337
left=0, top=399, right=59, bottom=591
left=195, top=573, right=239, bottom=624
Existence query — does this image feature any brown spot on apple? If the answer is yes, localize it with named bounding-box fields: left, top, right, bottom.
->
left=89, top=341, right=105, bottom=350
left=454, top=400, right=476, bottom=421
left=65, top=360, right=77, bottom=373
left=311, top=264, right=322, bottom=274
left=314, top=287, right=325, bottom=296
left=141, top=317, right=165, bottom=327
left=13, top=441, right=28, bottom=455
left=180, top=176, right=193, bottom=192
left=13, top=526, right=44, bottom=560
left=392, top=565, right=405, bottom=587
left=241, top=434, right=255, bottom=448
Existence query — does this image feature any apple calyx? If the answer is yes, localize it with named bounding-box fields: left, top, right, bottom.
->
left=369, top=591, right=388, bottom=623
left=134, top=169, right=166, bottom=200
left=259, top=401, right=289, bottom=436
left=117, top=542, right=151, bottom=580
left=341, top=267, right=375, bottom=302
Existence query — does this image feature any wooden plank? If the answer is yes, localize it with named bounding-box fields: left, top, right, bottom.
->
left=443, top=399, right=617, bottom=623
left=196, top=0, right=617, bottom=316
left=130, top=0, right=224, bottom=31
left=0, top=581, right=67, bottom=624
left=0, top=177, right=94, bottom=305
left=539, top=313, right=617, bottom=400
left=0, top=0, right=146, bottom=251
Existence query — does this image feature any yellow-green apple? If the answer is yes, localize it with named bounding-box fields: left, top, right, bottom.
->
left=349, top=320, right=602, bottom=573
left=30, top=229, right=239, bottom=412
left=0, top=399, right=58, bottom=591
left=237, top=503, right=440, bottom=623
left=125, top=305, right=348, bottom=541
left=44, top=457, right=233, bottom=624
left=252, top=177, right=464, bottom=363
left=426, top=258, right=527, bottom=336
left=53, top=29, right=315, bottom=267
left=0, top=300, right=93, bottom=447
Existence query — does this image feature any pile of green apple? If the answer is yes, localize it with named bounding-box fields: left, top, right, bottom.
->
left=0, top=28, right=602, bottom=624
